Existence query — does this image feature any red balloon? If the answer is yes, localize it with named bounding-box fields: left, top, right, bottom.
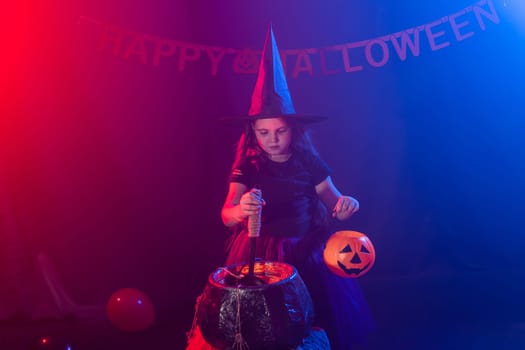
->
left=106, top=288, right=155, bottom=332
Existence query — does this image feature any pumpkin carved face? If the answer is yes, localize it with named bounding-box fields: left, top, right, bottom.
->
left=323, top=231, right=375, bottom=278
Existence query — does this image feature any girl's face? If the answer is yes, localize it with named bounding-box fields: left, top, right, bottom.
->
left=253, top=117, right=292, bottom=160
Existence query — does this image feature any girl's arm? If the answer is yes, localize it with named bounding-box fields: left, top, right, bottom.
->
left=221, top=182, right=265, bottom=227
left=315, top=176, right=359, bottom=221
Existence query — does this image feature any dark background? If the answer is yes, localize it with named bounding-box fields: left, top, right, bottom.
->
left=2, top=0, right=524, bottom=348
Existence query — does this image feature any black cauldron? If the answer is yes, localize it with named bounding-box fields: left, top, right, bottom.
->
left=196, top=261, right=314, bottom=350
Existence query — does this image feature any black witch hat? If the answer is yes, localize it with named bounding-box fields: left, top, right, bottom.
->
left=221, top=24, right=326, bottom=124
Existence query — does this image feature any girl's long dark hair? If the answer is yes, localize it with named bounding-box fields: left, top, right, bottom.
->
left=231, top=118, right=320, bottom=170
left=229, top=117, right=330, bottom=238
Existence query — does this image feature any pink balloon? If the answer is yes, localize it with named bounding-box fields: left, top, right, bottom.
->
left=106, top=288, right=155, bottom=332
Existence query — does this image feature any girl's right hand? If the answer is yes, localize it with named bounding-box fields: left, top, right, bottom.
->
left=239, top=188, right=266, bottom=218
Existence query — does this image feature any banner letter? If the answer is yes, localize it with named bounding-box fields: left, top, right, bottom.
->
left=123, top=34, right=148, bottom=64
left=474, top=0, right=500, bottom=30
left=449, top=9, right=475, bottom=41
left=390, top=28, right=421, bottom=61
left=178, top=44, right=201, bottom=71
left=425, top=19, right=450, bottom=51
left=365, top=39, right=390, bottom=67
left=152, top=38, right=177, bottom=66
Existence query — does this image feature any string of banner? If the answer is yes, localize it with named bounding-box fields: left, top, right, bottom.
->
left=79, top=0, right=502, bottom=78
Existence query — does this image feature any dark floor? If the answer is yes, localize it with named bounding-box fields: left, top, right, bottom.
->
left=1, top=266, right=524, bottom=350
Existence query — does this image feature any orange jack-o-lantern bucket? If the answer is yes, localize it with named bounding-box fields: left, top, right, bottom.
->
left=195, top=261, right=314, bottom=350
left=323, top=231, right=376, bottom=278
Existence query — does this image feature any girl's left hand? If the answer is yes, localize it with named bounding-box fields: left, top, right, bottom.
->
left=332, top=196, right=359, bottom=220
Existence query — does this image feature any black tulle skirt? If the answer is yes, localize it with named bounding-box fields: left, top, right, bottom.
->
left=225, top=230, right=375, bottom=350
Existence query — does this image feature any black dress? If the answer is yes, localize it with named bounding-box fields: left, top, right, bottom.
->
left=225, top=152, right=374, bottom=350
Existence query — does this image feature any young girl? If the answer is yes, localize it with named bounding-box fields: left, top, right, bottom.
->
left=221, top=116, right=374, bottom=349
left=218, top=25, right=374, bottom=349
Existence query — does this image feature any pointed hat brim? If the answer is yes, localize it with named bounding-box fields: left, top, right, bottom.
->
left=218, top=113, right=327, bottom=126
